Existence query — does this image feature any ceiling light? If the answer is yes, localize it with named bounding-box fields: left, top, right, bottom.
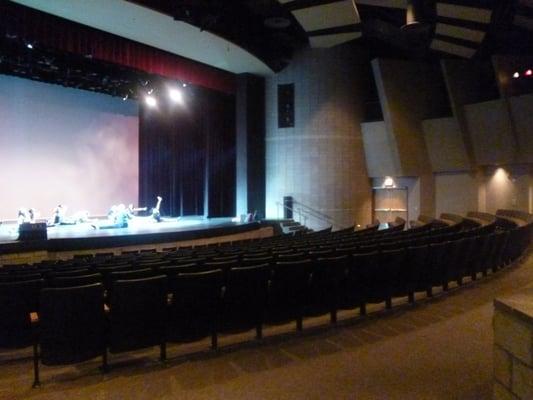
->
left=145, top=95, right=157, bottom=107
left=26, top=43, right=33, bottom=49
left=526, top=69, right=533, bottom=77
left=513, top=72, right=520, bottom=79
left=169, top=88, right=183, bottom=103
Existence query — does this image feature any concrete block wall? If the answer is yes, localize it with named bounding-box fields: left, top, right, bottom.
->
left=265, top=44, right=372, bottom=230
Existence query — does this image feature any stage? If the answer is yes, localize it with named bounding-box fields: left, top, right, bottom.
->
left=0, top=217, right=264, bottom=255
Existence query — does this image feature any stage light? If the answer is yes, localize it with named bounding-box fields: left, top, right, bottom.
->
left=147, top=88, right=154, bottom=95
left=513, top=72, right=520, bottom=79
left=122, top=94, right=129, bottom=101
left=169, top=88, right=183, bottom=104
left=182, top=83, right=187, bottom=87
left=26, top=43, right=33, bottom=49
left=145, top=95, right=157, bottom=107
left=526, top=69, right=533, bottom=77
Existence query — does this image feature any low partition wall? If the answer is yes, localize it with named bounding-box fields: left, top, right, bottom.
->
left=494, top=288, right=533, bottom=399
left=0, top=226, right=274, bottom=267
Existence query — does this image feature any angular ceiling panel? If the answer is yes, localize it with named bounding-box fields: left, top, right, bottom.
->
left=436, top=3, right=492, bottom=24
left=292, top=1, right=360, bottom=32
left=355, top=0, right=407, bottom=9
left=430, top=39, right=477, bottom=58
left=309, top=32, right=362, bottom=48
left=435, top=23, right=486, bottom=43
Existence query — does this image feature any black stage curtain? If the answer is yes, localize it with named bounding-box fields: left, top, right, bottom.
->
left=139, top=88, right=235, bottom=218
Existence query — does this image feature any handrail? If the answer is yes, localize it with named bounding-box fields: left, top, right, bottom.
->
left=276, top=201, right=309, bottom=227
left=292, top=200, right=350, bottom=230
left=276, top=200, right=350, bottom=230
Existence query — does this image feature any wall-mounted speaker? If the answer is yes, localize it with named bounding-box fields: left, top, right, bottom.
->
left=278, top=83, right=294, bottom=128
left=18, top=222, right=47, bottom=241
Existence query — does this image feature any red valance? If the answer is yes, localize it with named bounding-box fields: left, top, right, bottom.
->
left=0, top=1, right=236, bottom=94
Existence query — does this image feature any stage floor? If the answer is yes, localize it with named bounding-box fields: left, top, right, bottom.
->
left=0, top=217, right=261, bottom=254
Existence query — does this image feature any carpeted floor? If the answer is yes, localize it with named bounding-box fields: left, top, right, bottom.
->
left=1, top=251, right=532, bottom=400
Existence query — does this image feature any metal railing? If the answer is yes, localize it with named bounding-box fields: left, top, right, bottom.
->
left=276, top=200, right=350, bottom=231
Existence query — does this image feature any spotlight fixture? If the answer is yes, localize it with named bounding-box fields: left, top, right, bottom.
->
left=168, top=88, right=183, bottom=104
left=513, top=72, right=520, bottom=79
left=26, top=43, right=33, bottom=49
left=147, top=88, right=154, bottom=95
left=122, top=94, right=129, bottom=101
left=526, top=69, right=533, bottom=77
left=145, top=95, right=157, bottom=107
left=182, top=83, right=187, bottom=88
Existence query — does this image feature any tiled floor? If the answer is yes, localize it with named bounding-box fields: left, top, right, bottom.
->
left=1, top=251, right=532, bottom=400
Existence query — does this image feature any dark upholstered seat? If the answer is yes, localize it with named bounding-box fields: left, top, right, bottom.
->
left=108, top=275, right=168, bottom=360
left=34, top=283, right=106, bottom=386
left=0, top=278, right=44, bottom=348
left=167, top=269, right=225, bottom=349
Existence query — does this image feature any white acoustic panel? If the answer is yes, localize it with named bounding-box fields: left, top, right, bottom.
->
left=309, top=32, right=362, bottom=48
left=355, top=0, right=407, bottom=9
left=430, top=39, right=476, bottom=58
left=435, top=23, right=486, bottom=43
left=292, top=0, right=360, bottom=32
left=514, top=15, right=533, bottom=30
left=436, top=3, right=492, bottom=24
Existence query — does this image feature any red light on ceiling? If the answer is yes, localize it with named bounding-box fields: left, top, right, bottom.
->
left=525, top=69, right=533, bottom=77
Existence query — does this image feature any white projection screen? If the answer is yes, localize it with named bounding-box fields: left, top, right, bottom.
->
left=0, top=75, right=139, bottom=221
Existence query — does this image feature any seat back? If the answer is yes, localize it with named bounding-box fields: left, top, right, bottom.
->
left=0, top=279, right=44, bottom=348
left=0, top=273, right=42, bottom=283
left=39, top=283, right=105, bottom=365
left=48, top=273, right=103, bottom=288
left=224, top=264, right=270, bottom=328
left=107, top=268, right=157, bottom=291
left=108, top=275, right=168, bottom=353
left=167, top=269, right=224, bottom=341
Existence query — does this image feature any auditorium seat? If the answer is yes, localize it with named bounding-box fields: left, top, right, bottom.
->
left=348, top=251, right=380, bottom=314
left=222, top=264, right=270, bottom=338
left=267, top=259, right=313, bottom=331
left=33, top=283, right=107, bottom=387
left=48, top=273, right=103, bottom=288
left=0, top=272, right=42, bottom=283
left=380, top=249, right=407, bottom=307
left=428, top=241, right=450, bottom=293
left=241, top=255, right=274, bottom=267
left=108, top=276, right=168, bottom=362
left=0, top=278, right=44, bottom=349
left=158, top=263, right=202, bottom=276
left=106, top=268, right=158, bottom=292
left=47, top=268, right=92, bottom=278
left=309, top=255, right=348, bottom=323
left=405, top=245, right=431, bottom=301
left=167, top=269, right=225, bottom=349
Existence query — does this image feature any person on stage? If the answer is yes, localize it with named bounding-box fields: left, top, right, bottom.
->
left=17, top=208, right=39, bottom=224
left=127, top=196, right=163, bottom=222
left=48, top=205, right=66, bottom=226
left=92, top=203, right=131, bottom=230
left=47, top=205, right=91, bottom=226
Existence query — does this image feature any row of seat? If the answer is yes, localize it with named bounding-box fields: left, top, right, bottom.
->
left=0, top=215, right=531, bottom=387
